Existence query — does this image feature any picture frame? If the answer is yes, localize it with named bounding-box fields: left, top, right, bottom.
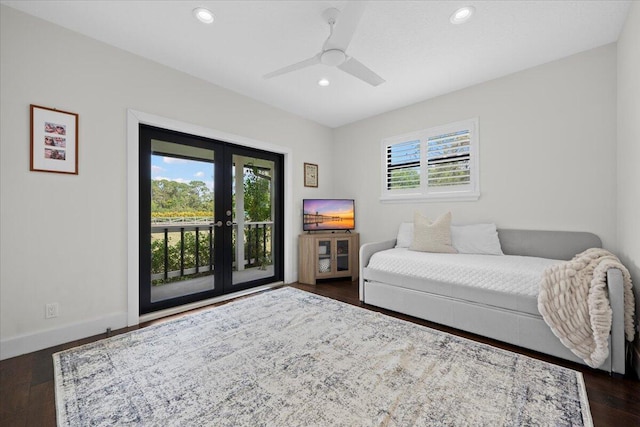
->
left=30, top=104, right=79, bottom=174
left=304, top=162, right=318, bottom=188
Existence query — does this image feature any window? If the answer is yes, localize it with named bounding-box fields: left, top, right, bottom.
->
left=381, top=118, right=479, bottom=202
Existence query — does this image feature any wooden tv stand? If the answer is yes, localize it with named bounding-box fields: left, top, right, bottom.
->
left=298, top=233, right=359, bottom=285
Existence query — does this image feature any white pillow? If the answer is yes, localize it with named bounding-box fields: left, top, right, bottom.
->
left=450, top=223, right=504, bottom=255
left=395, top=222, right=414, bottom=248
left=409, top=212, right=457, bottom=254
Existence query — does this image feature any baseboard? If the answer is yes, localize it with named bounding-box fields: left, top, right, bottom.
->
left=0, top=312, right=128, bottom=361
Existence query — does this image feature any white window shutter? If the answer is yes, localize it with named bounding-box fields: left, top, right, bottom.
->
left=380, top=118, right=479, bottom=202
left=385, top=139, right=420, bottom=190
left=426, top=129, right=471, bottom=188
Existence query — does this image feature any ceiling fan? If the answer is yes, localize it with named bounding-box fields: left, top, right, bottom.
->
left=263, top=2, right=385, bottom=87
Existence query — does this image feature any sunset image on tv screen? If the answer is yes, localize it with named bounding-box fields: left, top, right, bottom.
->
left=303, top=199, right=355, bottom=231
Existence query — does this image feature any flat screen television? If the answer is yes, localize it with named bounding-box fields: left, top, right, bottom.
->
left=303, top=199, right=355, bottom=232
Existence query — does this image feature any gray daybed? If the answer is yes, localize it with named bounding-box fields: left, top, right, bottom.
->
left=359, top=229, right=627, bottom=374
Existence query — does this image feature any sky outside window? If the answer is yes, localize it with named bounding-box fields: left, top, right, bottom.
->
left=151, top=155, right=214, bottom=191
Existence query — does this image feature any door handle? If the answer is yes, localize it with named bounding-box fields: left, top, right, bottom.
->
left=211, top=221, right=223, bottom=227
left=226, top=220, right=233, bottom=227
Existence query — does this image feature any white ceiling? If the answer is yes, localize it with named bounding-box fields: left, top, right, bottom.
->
left=1, top=0, right=632, bottom=128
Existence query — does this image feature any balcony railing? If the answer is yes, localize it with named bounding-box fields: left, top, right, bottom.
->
left=151, top=216, right=215, bottom=225
left=150, top=221, right=273, bottom=284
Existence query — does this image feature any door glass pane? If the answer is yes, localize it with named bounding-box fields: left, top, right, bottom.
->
left=150, top=140, right=215, bottom=302
left=231, top=155, right=275, bottom=285
left=336, top=239, right=349, bottom=272
left=318, top=240, right=332, bottom=274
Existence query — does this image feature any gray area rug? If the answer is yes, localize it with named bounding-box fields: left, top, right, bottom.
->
left=54, top=287, right=592, bottom=426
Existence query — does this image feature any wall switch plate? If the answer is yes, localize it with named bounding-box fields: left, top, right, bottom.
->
left=45, top=303, right=59, bottom=318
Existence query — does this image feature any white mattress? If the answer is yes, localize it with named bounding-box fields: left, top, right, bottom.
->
left=367, top=248, right=560, bottom=297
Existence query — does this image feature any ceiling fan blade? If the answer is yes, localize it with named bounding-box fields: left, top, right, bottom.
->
left=325, top=1, right=368, bottom=51
left=338, top=57, right=385, bottom=86
left=263, top=54, right=321, bottom=79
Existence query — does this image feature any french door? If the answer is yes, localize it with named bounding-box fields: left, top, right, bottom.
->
left=139, top=125, right=283, bottom=314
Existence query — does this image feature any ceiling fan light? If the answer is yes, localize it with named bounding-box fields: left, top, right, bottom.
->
left=450, top=6, right=475, bottom=24
left=193, top=7, right=214, bottom=24
left=318, top=78, right=330, bottom=87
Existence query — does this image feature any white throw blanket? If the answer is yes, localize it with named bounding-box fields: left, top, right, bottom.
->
left=538, top=248, right=635, bottom=368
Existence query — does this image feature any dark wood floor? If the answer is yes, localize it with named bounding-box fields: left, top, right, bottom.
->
left=1, top=280, right=638, bottom=426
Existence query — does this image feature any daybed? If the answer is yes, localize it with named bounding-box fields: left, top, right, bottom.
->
left=359, top=229, right=628, bottom=374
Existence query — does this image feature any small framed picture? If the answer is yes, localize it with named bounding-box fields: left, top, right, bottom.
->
left=304, top=162, right=318, bottom=188
left=30, top=104, right=78, bottom=174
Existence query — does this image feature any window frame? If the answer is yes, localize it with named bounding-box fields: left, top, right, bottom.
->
left=380, top=118, right=480, bottom=202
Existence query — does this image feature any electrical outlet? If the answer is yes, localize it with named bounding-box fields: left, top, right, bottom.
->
left=45, top=303, right=59, bottom=319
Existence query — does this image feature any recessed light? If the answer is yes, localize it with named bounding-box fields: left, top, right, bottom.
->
left=193, top=7, right=214, bottom=24
left=318, top=78, right=330, bottom=87
left=450, top=6, right=475, bottom=24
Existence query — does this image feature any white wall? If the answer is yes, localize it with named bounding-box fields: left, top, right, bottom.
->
left=333, top=45, right=618, bottom=251
left=0, top=6, right=333, bottom=358
left=616, top=0, right=640, bottom=373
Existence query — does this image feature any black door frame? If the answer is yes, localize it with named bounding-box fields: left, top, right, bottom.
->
left=139, top=124, right=284, bottom=314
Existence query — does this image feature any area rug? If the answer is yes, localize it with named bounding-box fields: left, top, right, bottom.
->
left=54, top=287, right=592, bottom=426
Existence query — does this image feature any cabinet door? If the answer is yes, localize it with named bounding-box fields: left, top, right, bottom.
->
left=335, top=237, right=352, bottom=275
left=316, top=239, right=333, bottom=277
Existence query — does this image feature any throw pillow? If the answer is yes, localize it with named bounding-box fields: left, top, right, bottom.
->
left=395, top=222, right=414, bottom=248
left=409, top=212, right=457, bottom=254
left=450, top=223, right=504, bottom=255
